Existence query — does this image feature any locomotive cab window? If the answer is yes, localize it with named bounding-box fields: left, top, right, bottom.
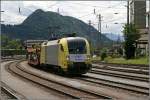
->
left=67, top=39, right=86, bottom=54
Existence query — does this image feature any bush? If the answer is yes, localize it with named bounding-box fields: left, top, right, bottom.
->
left=101, top=52, right=107, bottom=61
left=101, top=48, right=107, bottom=61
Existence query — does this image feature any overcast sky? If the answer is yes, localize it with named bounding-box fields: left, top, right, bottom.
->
left=1, top=1, right=149, bottom=35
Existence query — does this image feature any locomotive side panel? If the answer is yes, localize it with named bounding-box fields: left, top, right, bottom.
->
left=45, top=44, right=59, bottom=66
left=40, top=44, right=46, bottom=64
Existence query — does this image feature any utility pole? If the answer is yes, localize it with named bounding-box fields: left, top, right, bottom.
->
left=117, top=34, right=121, bottom=45
left=98, top=14, right=102, bottom=49
left=148, top=3, right=150, bottom=97
left=127, top=0, right=129, bottom=27
left=19, top=7, right=21, bottom=14
left=111, top=33, right=113, bottom=46
left=93, top=8, right=96, bottom=14
left=1, top=10, right=4, bottom=23
left=88, top=20, right=93, bottom=55
left=89, top=20, right=92, bottom=39
left=93, top=9, right=102, bottom=51
left=48, top=26, right=61, bottom=40
left=123, top=0, right=129, bottom=57
left=57, top=8, right=59, bottom=14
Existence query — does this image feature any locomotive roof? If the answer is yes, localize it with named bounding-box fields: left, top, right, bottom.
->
left=66, top=37, right=86, bottom=40
left=42, top=37, right=86, bottom=46
left=42, top=40, right=58, bottom=46
left=49, top=37, right=86, bottom=42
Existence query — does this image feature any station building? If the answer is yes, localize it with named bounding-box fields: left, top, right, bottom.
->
left=129, top=0, right=149, bottom=56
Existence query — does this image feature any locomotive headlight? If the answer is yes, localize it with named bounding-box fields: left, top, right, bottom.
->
left=86, top=55, right=90, bottom=60
left=66, top=55, right=70, bottom=61
left=66, top=55, right=73, bottom=65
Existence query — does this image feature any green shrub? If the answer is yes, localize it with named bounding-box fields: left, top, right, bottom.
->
left=101, top=48, right=107, bottom=61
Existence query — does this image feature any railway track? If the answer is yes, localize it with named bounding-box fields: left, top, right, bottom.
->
left=17, top=61, right=149, bottom=95
left=77, top=74, right=149, bottom=95
left=92, top=64, right=149, bottom=75
left=89, top=63, right=149, bottom=82
left=90, top=68, right=149, bottom=82
left=1, top=60, right=27, bottom=100
left=1, top=79, right=26, bottom=100
left=82, top=64, right=149, bottom=95
left=93, top=63, right=148, bottom=70
left=3, top=60, right=149, bottom=99
left=1, top=87, right=17, bottom=100
left=6, top=61, right=112, bottom=100
left=1, top=59, right=16, bottom=63
left=1, top=57, right=25, bottom=63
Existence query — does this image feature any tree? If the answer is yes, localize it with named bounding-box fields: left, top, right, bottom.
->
left=1, top=35, right=9, bottom=49
left=101, top=48, right=107, bottom=61
left=123, top=23, right=140, bottom=59
left=1, top=35, right=23, bottom=49
left=5, top=39, right=22, bottom=49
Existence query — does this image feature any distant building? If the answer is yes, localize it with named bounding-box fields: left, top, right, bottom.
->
left=24, top=40, right=48, bottom=48
left=129, top=0, right=149, bottom=56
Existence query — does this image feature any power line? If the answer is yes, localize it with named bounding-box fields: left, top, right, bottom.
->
left=101, top=4, right=147, bottom=24
left=87, top=1, right=147, bottom=26
left=49, top=2, right=59, bottom=8
left=93, top=2, right=125, bottom=15
left=69, top=2, right=104, bottom=8
left=102, top=16, right=126, bottom=23
left=74, top=1, right=126, bottom=19
left=70, top=1, right=125, bottom=9
left=78, top=12, right=93, bottom=19
left=57, top=8, right=59, bottom=14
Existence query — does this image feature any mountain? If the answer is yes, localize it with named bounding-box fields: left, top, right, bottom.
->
left=104, top=33, right=124, bottom=42
left=1, top=9, right=112, bottom=46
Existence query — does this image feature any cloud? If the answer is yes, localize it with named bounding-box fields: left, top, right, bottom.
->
left=1, top=1, right=129, bottom=34
left=2, top=12, right=26, bottom=25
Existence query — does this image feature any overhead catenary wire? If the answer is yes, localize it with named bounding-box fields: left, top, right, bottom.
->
left=93, top=2, right=148, bottom=24
left=78, top=12, right=94, bottom=19
left=3, top=1, right=148, bottom=34
left=48, top=2, right=59, bottom=8
left=93, top=4, right=147, bottom=29
left=69, top=1, right=125, bottom=9
left=77, top=2, right=125, bottom=19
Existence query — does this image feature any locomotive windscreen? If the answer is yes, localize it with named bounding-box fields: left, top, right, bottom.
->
left=67, top=38, right=86, bottom=54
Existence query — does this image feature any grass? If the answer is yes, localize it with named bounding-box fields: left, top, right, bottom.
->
left=91, top=56, right=101, bottom=61
left=105, top=56, right=149, bottom=65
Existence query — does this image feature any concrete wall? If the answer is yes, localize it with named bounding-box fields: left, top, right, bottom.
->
left=130, top=0, right=146, bottom=29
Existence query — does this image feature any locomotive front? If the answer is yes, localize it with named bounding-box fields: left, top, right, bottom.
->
left=66, top=37, right=92, bottom=74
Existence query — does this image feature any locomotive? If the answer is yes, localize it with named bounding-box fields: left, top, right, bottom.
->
left=26, top=37, right=92, bottom=74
